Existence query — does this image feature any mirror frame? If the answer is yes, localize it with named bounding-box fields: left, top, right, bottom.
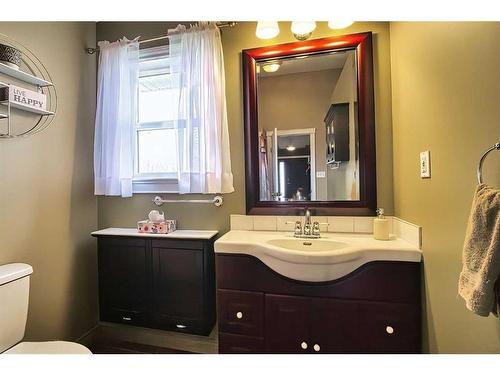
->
left=243, top=32, right=376, bottom=216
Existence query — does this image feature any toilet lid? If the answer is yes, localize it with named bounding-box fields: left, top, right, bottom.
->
left=4, top=341, right=92, bottom=354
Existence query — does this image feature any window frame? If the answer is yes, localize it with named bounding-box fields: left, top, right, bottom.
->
left=132, top=45, right=179, bottom=194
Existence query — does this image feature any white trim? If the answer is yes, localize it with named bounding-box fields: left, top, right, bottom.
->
left=269, top=128, right=316, bottom=136
left=308, top=131, right=316, bottom=200
left=267, top=127, right=316, bottom=200
left=133, top=45, right=180, bottom=194
left=132, top=178, right=179, bottom=193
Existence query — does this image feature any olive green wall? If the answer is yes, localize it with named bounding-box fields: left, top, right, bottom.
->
left=0, top=22, right=98, bottom=341
left=390, top=22, right=500, bottom=353
left=96, top=21, right=394, bottom=233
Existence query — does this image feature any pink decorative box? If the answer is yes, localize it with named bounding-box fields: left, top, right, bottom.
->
left=137, top=220, right=176, bottom=234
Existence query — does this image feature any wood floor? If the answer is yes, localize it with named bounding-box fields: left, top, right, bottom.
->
left=89, top=337, right=192, bottom=354
left=81, top=323, right=218, bottom=354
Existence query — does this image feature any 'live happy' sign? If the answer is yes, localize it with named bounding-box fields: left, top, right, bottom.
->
left=7, top=84, right=46, bottom=111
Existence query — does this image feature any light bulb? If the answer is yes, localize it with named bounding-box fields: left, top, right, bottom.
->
left=328, top=20, right=354, bottom=29
left=286, top=145, right=296, bottom=151
left=262, top=62, right=281, bottom=73
left=291, top=21, right=316, bottom=40
left=256, top=21, right=280, bottom=39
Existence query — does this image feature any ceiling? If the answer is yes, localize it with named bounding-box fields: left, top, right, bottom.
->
left=257, top=50, right=351, bottom=77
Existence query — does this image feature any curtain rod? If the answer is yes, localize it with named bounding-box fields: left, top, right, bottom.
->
left=86, top=22, right=236, bottom=55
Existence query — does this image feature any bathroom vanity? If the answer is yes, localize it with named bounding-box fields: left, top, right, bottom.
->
left=91, top=228, right=218, bottom=336
left=215, top=230, right=422, bottom=354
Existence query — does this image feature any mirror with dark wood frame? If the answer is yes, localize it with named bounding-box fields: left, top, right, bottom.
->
left=243, top=32, right=376, bottom=215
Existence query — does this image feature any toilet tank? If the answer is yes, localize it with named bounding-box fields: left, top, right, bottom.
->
left=0, top=263, right=33, bottom=353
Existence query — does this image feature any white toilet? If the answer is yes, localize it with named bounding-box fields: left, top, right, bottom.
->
left=0, top=263, right=92, bottom=354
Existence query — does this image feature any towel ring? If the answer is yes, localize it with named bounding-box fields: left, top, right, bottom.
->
left=477, top=142, right=500, bottom=184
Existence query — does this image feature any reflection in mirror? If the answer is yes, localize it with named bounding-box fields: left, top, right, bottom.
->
left=257, top=49, right=359, bottom=202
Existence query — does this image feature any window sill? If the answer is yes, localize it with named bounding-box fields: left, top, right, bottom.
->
left=132, top=177, right=179, bottom=194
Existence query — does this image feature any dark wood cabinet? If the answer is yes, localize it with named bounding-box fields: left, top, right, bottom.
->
left=97, top=238, right=151, bottom=326
left=217, top=254, right=421, bottom=354
left=218, top=289, right=264, bottom=337
left=95, top=235, right=216, bottom=336
left=310, top=297, right=359, bottom=354
left=325, top=102, right=350, bottom=164
left=265, top=294, right=310, bottom=353
left=357, top=301, right=420, bottom=354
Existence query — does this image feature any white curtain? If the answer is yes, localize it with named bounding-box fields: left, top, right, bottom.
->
left=168, top=23, right=234, bottom=194
left=93, top=38, right=139, bottom=197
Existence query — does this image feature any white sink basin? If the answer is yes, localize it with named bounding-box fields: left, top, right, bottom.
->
left=266, top=238, right=348, bottom=252
left=215, top=230, right=422, bottom=282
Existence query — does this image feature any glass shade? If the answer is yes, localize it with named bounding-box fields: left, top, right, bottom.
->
left=256, top=21, right=280, bottom=39
left=291, top=21, right=317, bottom=35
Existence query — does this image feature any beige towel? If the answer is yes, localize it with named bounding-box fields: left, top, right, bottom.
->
left=458, top=183, right=500, bottom=317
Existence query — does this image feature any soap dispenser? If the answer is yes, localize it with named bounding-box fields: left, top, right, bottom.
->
left=373, top=208, right=390, bottom=240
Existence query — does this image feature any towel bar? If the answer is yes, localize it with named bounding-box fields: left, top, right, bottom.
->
left=152, top=195, right=223, bottom=207
left=477, top=142, right=500, bottom=184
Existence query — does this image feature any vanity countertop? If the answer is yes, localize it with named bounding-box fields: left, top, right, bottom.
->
left=91, top=227, right=218, bottom=240
left=215, top=230, right=422, bottom=282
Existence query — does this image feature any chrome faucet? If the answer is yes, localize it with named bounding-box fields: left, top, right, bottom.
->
left=287, top=208, right=328, bottom=239
left=303, top=208, right=312, bottom=236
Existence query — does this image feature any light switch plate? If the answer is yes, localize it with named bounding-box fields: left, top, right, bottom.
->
left=420, top=150, right=431, bottom=178
left=316, top=171, right=326, bottom=178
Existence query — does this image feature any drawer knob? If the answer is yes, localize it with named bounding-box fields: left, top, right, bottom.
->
left=176, top=324, right=187, bottom=329
left=236, top=311, right=243, bottom=319
left=301, top=341, right=308, bottom=350
left=386, top=326, right=394, bottom=334
left=122, top=316, right=132, bottom=321
left=313, top=344, right=320, bottom=352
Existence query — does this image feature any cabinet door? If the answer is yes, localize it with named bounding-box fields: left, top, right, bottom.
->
left=218, top=289, right=264, bottom=337
left=265, top=294, right=310, bottom=353
left=309, top=298, right=359, bottom=353
left=152, top=246, right=204, bottom=332
left=98, top=238, right=150, bottom=325
left=219, top=333, right=265, bottom=354
left=358, top=301, right=420, bottom=353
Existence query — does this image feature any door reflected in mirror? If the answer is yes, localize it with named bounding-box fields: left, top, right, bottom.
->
left=257, top=49, right=360, bottom=202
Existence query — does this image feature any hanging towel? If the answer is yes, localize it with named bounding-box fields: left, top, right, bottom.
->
left=458, top=183, right=500, bottom=317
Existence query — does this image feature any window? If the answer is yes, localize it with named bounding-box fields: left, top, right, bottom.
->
left=133, top=46, right=181, bottom=193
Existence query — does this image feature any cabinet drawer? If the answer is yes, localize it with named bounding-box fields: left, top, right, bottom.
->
left=151, top=239, right=204, bottom=250
left=219, top=333, right=264, bottom=354
left=358, top=302, right=420, bottom=353
left=99, top=237, right=146, bottom=248
left=100, top=308, right=148, bottom=326
left=218, top=289, right=264, bottom=336
left=153, top=315, right=207, bottom=335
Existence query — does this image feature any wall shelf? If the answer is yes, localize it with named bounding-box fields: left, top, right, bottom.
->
left=1, top=101, right=54, bottom=116
left=0, top=34, right=57, bottom=138
left=0, top=62, right=53, bottom=87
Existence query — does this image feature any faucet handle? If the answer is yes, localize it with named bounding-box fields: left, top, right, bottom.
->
left=304, top=222, right=312, bottom=235
left=286, top=220, right=302, bottom=236
left=312, top=221, right=320, bottom=236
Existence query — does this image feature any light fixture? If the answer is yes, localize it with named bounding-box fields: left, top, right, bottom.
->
left=328, top=20, right=354, bottom=29
left=286, top=145, right=296, bottom=152
left=256, top=21, right=280, bottom=39
left=291, top=21, right=316, bottom=41
left=262, top=61, right=281, bottom=73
